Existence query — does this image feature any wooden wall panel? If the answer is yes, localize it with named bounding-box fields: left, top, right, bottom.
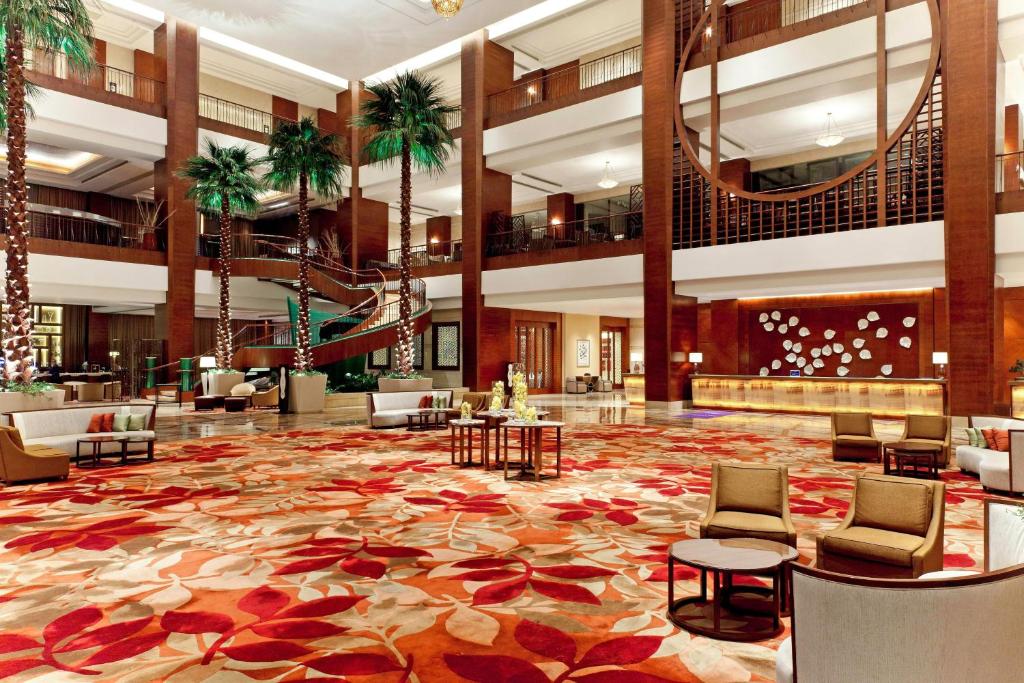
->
left=943, top=0, right=999, bottom=415
left=698, top=299, right=739, bottom=374
left=272, top=96, right=299, bottom=122
left=461, top=32, right=487, bottom=390
left=546, top=193, right=575, bottom=232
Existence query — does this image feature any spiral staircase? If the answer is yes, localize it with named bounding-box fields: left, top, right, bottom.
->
left=204, top=234, right=431, bottom=370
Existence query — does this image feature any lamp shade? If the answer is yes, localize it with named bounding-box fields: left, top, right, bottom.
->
left=688, top=352, right=704, bottom=363
left=199, top=356, right=217, bottom=369
left=630, top=352, right=643, bottom=362
left=932, top=351, right=948, bottom=365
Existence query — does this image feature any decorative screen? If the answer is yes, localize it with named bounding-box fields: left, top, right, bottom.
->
left=432, top=322, right=460, bottom=370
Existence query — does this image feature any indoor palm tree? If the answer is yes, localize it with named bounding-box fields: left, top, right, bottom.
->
left=354, top=71, right=457, bottom=376
left=179, top=139, right=263, bottom=370
left=0, top=1, right=93, bottom=384
left=263, top=117, right=345, bottom=372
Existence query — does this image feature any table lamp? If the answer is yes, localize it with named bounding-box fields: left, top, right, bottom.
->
left=688, top=352, right=704, bottom=374
left=199, top=356, right=217, bottom=395
left=932, top=351, right=948, bottom=379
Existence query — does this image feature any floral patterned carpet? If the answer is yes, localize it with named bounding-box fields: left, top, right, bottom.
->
left=0, top=423, right=989, bottom=682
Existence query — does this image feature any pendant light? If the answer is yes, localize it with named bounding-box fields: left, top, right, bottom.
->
left=431, top=0, right=464, bottom=18
left=597, top=161, right=619, bottom=189
left=815, top=112, right=845, bottom=148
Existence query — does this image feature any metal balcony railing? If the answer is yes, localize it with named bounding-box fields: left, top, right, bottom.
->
left=0, top=209, right=159, bottom=251
left=29, top=54, right=164, bottom=104
left=486, top=211, right=643, bottom=257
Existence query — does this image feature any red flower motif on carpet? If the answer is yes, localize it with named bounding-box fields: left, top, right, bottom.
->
left=449, top=556, right=616, bottom=606
left=404, top=489, right=507, bottom=514
left=120, top=485, right=239, bottom=509
left=5, top=515, right=170, bottom=553
left=548, top=497, right=645, bottom=526
left=274, top=536, right=432, bottom=578
left=311, top=476, right=405, bottom=496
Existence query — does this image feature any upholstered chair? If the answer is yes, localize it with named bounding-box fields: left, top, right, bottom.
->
left=565, top=378, right=588, bottom=394
left=250, top=385, right=279, bottom=410
left=900, top=414, right=951, bottom=467
left=700, top=462, right=797, bottom=547
left=0, top=427, right=69, bottom=485
left=76, top=382, right=105, bottom=403
left=446, top=392, right=490, bottom=419
left=775, top=563, right=1024, bottom=683
left=817, top=473, right=944, bottom=578
left=831, top=412, right=880, bottom=462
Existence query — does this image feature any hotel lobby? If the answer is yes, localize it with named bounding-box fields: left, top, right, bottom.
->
left=0, top=0, right=1023, bottom=681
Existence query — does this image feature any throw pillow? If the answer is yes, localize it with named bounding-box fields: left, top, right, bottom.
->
left=418, top=395, right=432, bottom=409
left=128, top=414, right=146, bottom=431
left=964, top=427, right=981, bottom=447
left=982, top=428, right=998, bottom=450
left=112, top=414, right=130, bottom=432
left=101, top=413, right=115, bottom=432
left=994, top=429, right=1011, bottom=452
left=86, top=414, right=104, bottom=434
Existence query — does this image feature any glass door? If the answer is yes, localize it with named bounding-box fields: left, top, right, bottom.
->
left=600, top=329, right=623, bottom=388
left=515, top=321, right=555, bottom=392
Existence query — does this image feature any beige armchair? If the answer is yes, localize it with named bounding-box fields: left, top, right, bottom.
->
left=831, top=412, right=880, bottom=462
left=446, top=391, right=489, bottom=420
left=900, top=414, right=951, bottom=468
left=0, top=427, right=69, bottom=485
left=251, top=385, right=279, bottom=410
left=700, top=462, right=796, bottom=547
left=817, top=473, right=944, bottom=578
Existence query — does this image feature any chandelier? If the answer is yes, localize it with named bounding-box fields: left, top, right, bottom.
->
left=597, top=161, right=619, bottom=190
left=815, top=112, right=845, bottom=148
left=431, top=0, right=464, bottom=18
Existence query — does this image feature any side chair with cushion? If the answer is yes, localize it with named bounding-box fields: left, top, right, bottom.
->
left=900, top=414, right=951, bottom=468
left=700, top=462, right=797, bottom=547
left=566, top=377, right=588, bottom=395
left=0, top=426, right=69, bottom=485
left=817, top=473, right=944, bottom=578
left=831, top=412, right=880, bottom=462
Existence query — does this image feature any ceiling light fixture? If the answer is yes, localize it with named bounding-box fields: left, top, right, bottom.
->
left=815, top=112, right=845, bottom=148
left=431, top=0, right=464, bottom=18
left=597, top=161, right=619, bottom=190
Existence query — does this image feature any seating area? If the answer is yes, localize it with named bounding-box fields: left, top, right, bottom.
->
left=366, top=389, right=455, bottom=427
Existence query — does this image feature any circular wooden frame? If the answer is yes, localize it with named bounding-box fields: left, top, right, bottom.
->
left=673, top=0, right=942, bottom=202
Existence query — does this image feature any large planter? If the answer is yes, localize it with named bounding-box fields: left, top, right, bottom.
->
left=0, top=389, right=65, bottom=414
left=207, top=372, right=245, bottom=397
left=288, top=373, right=328, bottom=413
left=377, top=377, right=434, bottom=393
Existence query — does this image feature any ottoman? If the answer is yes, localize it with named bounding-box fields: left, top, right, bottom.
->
left=224, top=396, right=248, bottom=413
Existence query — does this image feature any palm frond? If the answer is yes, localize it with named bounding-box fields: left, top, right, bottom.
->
left=354, top=70, right=457, bottom=177
left=1, top=0, right=96, bottom=75
left=262, top=117, right=347, bottom=199
left=178, top=138, right=264, bottom=216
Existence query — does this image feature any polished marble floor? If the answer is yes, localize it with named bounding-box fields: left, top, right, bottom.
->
left=151, top=391, right=926, bottom=444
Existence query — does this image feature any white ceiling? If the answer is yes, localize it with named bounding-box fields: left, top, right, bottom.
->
left=130, top=0, right=546, bottom=81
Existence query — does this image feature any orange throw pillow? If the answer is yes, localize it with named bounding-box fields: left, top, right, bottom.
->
left=101, top=413, right=115, bottom=432
left=418, top=395, right=432, bottom=409
left=982, top=428, right=998, bottom=450
left=86, top=414, right=104, bottom=433
left=994, top=429, right=1011, bottom=452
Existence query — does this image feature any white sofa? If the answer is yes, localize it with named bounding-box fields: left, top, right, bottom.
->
left=956, top=416, right=1024, bottom=493
left=3, top=403, right=156, bottom=456
left=366, top=390, right=454, bottom=428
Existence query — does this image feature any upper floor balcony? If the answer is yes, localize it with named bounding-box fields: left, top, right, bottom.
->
left=29, top=53, right=165, bottom=118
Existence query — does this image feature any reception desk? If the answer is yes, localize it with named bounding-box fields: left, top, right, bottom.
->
left=692, top=375, right=947, bottom=418
left=623, top=374, right=646, bottom=405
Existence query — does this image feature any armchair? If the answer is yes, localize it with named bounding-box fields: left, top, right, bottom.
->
left=700, top=462, right=796, bottom=547
left=565, top=377, right=588, bottom=395
left=446, top=392, right=490, bottom=419
left=0, top=426, right=69, bottom=485
left=830, top=412, right=880, bottom=462
left=251, top=385, right=280, bottom=410
left=817, top=473, right=944, bottom=578
left=900, top=414, right=951, bottom=467
left=593, top=378, right=613, bottom=393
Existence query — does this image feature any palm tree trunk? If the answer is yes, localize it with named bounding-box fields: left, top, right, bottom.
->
left=3, top=19, right=33, bottom=384
left=397, top=139, right=413, bottom=376
left=217, top=198, right=233, bottom=369
left=294, top=172, right=313, bottom=372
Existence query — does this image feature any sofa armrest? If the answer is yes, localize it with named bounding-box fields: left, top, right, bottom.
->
left=1009, top=431, right=1024, bottom=492
left=912, top=481, right=946, bottom=575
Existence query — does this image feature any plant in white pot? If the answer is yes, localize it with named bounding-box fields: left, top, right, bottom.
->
left=287, top=369, right=329, bottom=413
left=377, top=370, right=433, bottom=393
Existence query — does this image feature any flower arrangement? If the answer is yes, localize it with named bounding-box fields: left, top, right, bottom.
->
left=525, top=406, right=538, bottom=424
left=511, top=371, right=528, bottom=419
left=460, top=401, right=472, bottom=420
left=490, top=380, right=505, bottom=412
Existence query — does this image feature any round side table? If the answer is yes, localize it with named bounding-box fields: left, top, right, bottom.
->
left=449, top=419, right=487, bottom=468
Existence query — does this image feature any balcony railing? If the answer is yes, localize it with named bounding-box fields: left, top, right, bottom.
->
left=376, top=239, right=464, bottom=270
left=443, top=107, right=463, bottom=132
left=998, top=151, right=1024, bottom=193
left=199, top=94, right=300, bottom=136
left=0, top=209, right=159, bottom=251
left=685, top=0, right=869, bottom=48
left=487, top=44, right=642, bottom=119
left=486, top=211, right=643, bottom=257
left=29, top=54, right=164, bottom=104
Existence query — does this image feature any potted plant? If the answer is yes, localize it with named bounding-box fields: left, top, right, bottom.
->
left=0, top=379, right=64, bottom=413
left=1011, top=360, right=1024, bottom=379
left=287, top=369, right=329, bottom=413
left=377, top=370, right=433, bottom=393
left=263, top=117, right=345, bottom=415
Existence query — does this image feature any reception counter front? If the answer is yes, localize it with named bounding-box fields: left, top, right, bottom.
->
left=692, top=375, right=947, bottom=418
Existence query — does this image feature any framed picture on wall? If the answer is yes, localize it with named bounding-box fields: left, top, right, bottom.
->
left=576, top=339, right=590, bottom=368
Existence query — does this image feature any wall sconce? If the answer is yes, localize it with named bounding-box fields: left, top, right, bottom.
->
left=108, top=350, right=120, bottom=370
left=108, top=81, right=118, bottom=94
left=526, top=85, right=537, bottom=96
left=932, top=351, right=948, bottom=379
left=689, top=352, right=704, bottom=374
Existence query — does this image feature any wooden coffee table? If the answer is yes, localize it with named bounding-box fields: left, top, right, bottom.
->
left=667, top=538, right=798, bottom=642
left=407, top=409, right=446, bottom=432
left=882, top=440, right=943, bottom=479
left=449, top=419, right=487, bottom=468
left=76, top=435, right=156, bottom=467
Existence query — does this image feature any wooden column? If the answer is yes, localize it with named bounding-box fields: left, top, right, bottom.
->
left=336, top=85, right=387, bottom=270
left=1004, top=104, right=1022, bottom=191
left=943, top=0, right=999, bottom=415
left=462, top=32, right=514, bottom=391
left=153, top=19, right=198, bottom=365
left=546, top=192, right=575, bottom=239
left=641, top=0, right=680, bottom=403
left=426, top=215, right=452, bottom=256
left=718, top=160, right=750, bottom=192
left=272, top=96, right=298, bottom=122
